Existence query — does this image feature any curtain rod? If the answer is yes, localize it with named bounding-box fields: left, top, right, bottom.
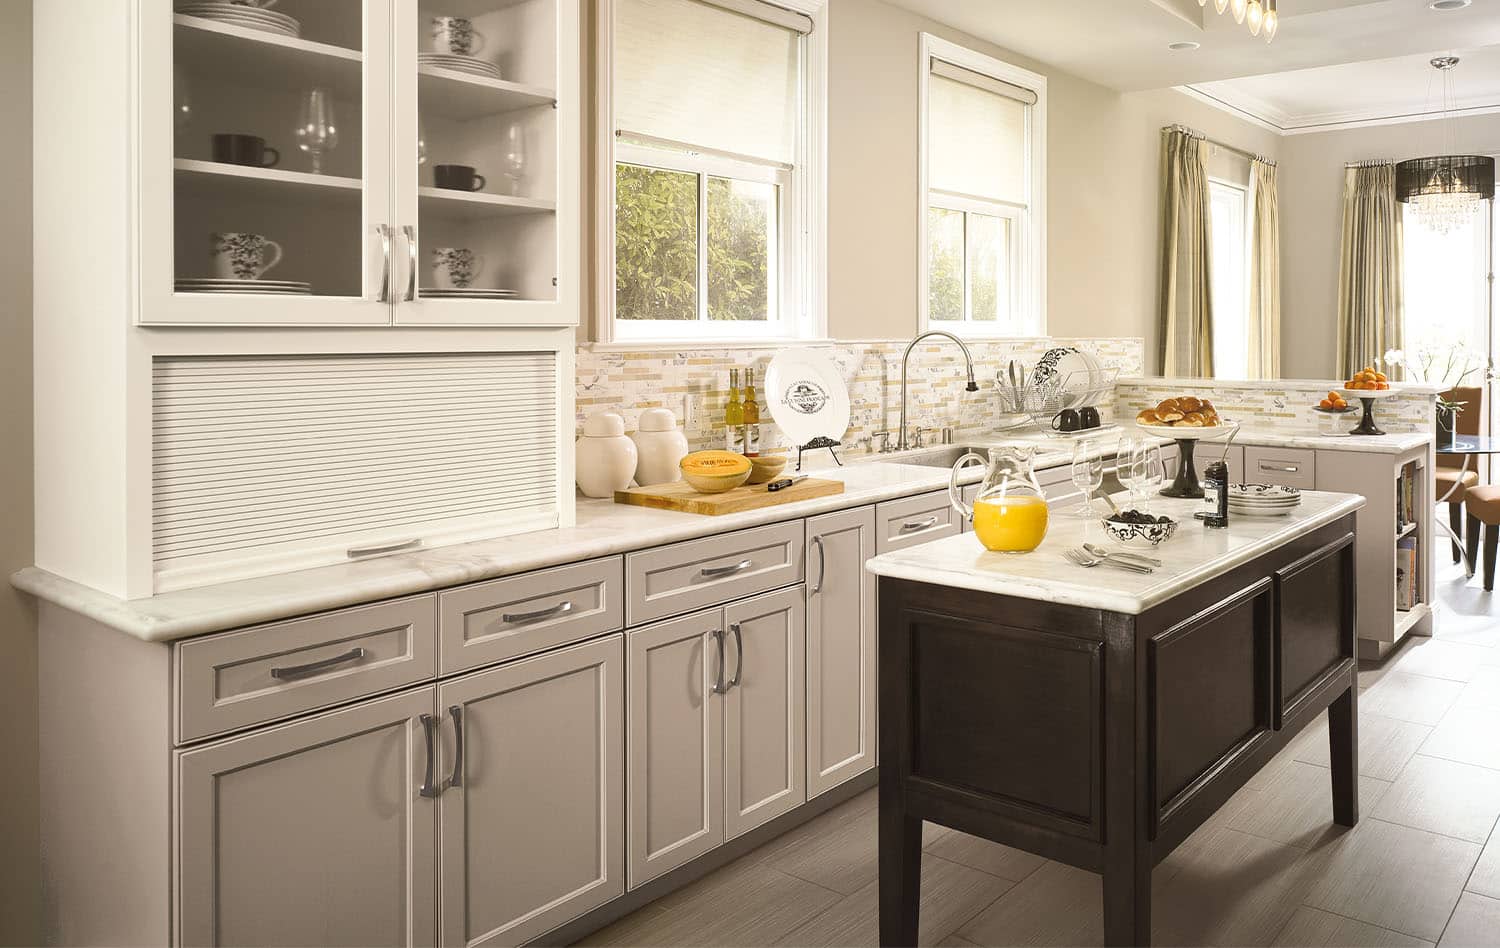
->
left=1164, top=124, right=1277, bottom=167
left=1345, top=159, right=1397, bottom=168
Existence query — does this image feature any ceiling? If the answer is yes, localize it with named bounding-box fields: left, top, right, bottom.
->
left=881, top=0, right=1500, bottom=95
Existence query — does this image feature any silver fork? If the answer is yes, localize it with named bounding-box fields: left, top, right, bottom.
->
left=1064, top=548, right=1154, bottom=573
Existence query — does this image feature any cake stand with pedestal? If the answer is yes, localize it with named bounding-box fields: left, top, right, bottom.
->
left=1339, top=387, right=1399, bottom=436
left=1133, top=420, right=1241, bottom=499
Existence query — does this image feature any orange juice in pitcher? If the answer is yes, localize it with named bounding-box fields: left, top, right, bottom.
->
left=949, top=446, right=1050, bottom=553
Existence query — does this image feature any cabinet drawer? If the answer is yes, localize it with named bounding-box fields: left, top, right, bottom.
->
left=439, top=557, right=623, bottom=674
left=175, top=596, right=438, bottom=744
left=627, top=522, right=804, bottom=626
left=1245, top=447, right=1316, bottom=490
left=876, top=491, right=960, bottom=553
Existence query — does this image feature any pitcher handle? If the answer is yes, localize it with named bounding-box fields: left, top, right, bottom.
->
left=948, top=452, right=987, bottom=522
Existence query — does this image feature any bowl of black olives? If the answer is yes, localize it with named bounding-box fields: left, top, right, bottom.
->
left=1102, top=510, right=1178, bottom=547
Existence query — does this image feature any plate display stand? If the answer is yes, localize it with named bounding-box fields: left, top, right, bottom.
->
left=793, top=436, right=843, bottom=472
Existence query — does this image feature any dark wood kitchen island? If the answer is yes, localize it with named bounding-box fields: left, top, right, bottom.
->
left=866, top=492, right=1365, bottom=947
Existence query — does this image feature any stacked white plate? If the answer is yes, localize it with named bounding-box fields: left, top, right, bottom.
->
left=176, top=278, right=312, bottom=295
left=177, top=2, right=302, bottom=37
left=418, top=53, right=502, bottom=80
left=420, top=288, right=518, bottom=299
left=1227, top=483, right=1302, bottom=518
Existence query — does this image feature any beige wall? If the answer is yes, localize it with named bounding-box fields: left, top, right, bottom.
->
left=0, top=2, right=38, bottom=945
left=826, top=0, right=1282, bottom=367
left=1279, top=113, right=1500, bottom=379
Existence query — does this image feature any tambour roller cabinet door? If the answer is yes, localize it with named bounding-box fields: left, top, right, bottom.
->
left=150, top=352, right=561, bottom=592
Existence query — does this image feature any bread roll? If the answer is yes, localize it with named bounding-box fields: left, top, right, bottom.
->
left=1179, top=396, right=1203, bottom=413
left=1156, top=410, right=1185, bottom=424
left=1156, top=398, right=1182, bottom=414
left=1136, top=409, right=1161, bottom=425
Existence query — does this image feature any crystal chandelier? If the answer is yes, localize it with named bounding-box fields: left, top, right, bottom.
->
left=1395, top=57, right=1496, bottom=235
left=1197, top=0, right=1279, bottom=42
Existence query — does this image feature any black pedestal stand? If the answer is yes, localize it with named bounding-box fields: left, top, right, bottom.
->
left=1350, top=396, right=1386, bottom=436
left=795, top=436, right=843, bottom=472
left=1160, top=438, right=1203, bottom=499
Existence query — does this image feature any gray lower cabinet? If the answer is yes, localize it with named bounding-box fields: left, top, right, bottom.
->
left=176, top=687, right=439, bottom=948
left=437, top=635, right=625, bottom=947
left=626, top=587, right=806, bottom=888
left=805, top=507, right=877, bottom=797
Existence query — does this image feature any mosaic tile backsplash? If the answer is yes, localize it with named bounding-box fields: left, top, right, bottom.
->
left=1115, top=377, right=1439, bottom=436
left=576, top=337, right=1148, bottom=454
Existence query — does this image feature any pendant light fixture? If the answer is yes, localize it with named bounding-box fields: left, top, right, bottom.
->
left=1197, top=0, right=1278, bottom=42
left=1395, top=57, right=1496, bottom=234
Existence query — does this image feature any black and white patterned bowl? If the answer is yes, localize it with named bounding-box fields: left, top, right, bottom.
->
left=1101, top=516, right=1179, bottom=547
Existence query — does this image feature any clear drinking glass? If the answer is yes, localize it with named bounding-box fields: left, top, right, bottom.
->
left=503, top=123, right=526, bottom=195
left=296, top=88, right=339, bottom=175
left=417, top=117, right=429, bottom=166
left=1116, top=435, right=1147, bottom=509
left=1070, top=441, right=1104, bottom=518
left=1142, top=444, right=1165, bottom=512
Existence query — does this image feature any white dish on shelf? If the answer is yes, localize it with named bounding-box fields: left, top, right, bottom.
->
left=418, top=288, right=518, bottom=298
left=178, top=4, right=302, bottom=36
left=418, top=54, right=502, bottom=78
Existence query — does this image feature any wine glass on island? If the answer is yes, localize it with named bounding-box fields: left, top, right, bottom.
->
left=1070, top=441, right=1104, bottom=518
left=1116, top=434, right=1148, bottom=511
left=296, top=88, right=339, bottom=175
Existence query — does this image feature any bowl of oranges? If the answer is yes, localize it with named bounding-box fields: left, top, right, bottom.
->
left=1314, top=391, right=1358, bottom=435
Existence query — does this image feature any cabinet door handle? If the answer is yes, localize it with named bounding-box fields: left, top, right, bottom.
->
left=269, top=647, right=366, bottom=681
left=346, top=538, right=420, bottom=559
left=501, top=600, right=572, bottom=625
left=376, top=224, right=393, bottom=303
left=701, top=559, right=752, bottom=578
left=444, top=705, right=464, bottom=791
left=810, top=535, right=826, bottom=594
left=1260, top=463, right=1299, bottom=473
left=402, top=225, right=417, bottom=302
left=710, top=629, right=727, bottom=695
left=418, top=713, right=440, bottom=798
left=901, top=516, right=938, bottom=532
left=728, top=622, right=744, bottom=688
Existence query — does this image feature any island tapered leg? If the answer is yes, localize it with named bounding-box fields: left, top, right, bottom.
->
left=1328, top=680, right=1359, bottom=827
left=878, top=789, right=921, bottom=947
left=1102, top=616, right=1151, bottom=946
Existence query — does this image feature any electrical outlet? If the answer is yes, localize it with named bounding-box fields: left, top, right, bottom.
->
left=683, top=393, right=697, bottom=429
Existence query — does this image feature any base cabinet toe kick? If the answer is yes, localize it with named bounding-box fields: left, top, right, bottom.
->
left=876, top=514, right=1360, bottom=948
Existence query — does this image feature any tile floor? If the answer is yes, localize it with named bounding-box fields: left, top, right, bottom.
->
left=579, top=558, right=1500, bottom=947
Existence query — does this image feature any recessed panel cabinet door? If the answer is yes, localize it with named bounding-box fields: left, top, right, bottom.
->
left=724, top=587, right=807, bottom=840
left=806, top=507, right=877, bottom=799
left=627, top=609, right=725, bottom=888
left=176, top=687, right=438, bottom=947
left=436, top=635, right=625, bottom=947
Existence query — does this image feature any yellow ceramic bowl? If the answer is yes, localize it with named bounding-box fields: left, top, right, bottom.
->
left=745, top=455, right=788, bottom=485
left=680, top=450, right=752, bottom=493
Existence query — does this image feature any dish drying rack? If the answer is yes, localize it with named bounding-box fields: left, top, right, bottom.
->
left=993, top=369, right=1119, bottom=433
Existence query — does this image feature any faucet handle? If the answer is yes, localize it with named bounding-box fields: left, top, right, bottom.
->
left=909, top=426, right=925, bottom=448
left=874, top=430, right=893, bottom=453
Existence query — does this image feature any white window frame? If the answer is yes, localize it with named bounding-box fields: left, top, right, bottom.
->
left=594, top=0, right=828, bottom=345
left=918, top=33, right=1047, bottom=338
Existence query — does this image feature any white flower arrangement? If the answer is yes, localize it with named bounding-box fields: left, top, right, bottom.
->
left=1383, top=344, right=1491, bottom=411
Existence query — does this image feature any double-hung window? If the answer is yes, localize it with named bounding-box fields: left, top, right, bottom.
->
left=920, top=35, right=1046, bottom=336
left=602, top=0, right=824, bottom=342
left=1208, top=178, right=1250, bottom=379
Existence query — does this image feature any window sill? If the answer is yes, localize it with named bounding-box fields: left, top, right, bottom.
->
left=584, top=337, right=838, bottom=352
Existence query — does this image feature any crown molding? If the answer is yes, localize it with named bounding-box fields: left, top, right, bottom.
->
left=1181, top=82, right=1500, bottom=136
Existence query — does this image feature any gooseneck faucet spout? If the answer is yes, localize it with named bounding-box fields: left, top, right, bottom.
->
left=898, top=330, right=980, bottom=451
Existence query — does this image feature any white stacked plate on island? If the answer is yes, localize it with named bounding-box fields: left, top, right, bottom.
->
left=176, top=278, right=312, bottom=295
left=1228, top=484, right=1302, bottom=518
left=176, top=2, right=302, bottom=37
left=418, top=53, right=502, bottom=79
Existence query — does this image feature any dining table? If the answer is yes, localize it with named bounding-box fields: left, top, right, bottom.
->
left=1436, top=434, right=1500, bottom=576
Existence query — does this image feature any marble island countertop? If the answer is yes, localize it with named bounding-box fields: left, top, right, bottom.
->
left=865, top=490, right=1365, bottom=615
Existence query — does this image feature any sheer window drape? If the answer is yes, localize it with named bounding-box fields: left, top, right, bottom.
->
left=1247, top=158, right=1281, bottom=379
left=1337, top=163, right=1405, bottom=379
left=1158, top=128, right=1215, bottom=376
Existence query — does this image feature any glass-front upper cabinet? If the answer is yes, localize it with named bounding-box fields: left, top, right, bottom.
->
left=142, top=0, right=394, bottom=325
left=392, top=0, right=576, bottom=326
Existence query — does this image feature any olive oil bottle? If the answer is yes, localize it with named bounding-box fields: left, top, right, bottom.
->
left=742, top=368, right=760, bottom=455
left=724, top=369, right=743, bottom=451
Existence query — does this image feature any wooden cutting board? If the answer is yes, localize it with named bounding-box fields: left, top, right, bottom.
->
left=614, top=477, right=845, bottom=515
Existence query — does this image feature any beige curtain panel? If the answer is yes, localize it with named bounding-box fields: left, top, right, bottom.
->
left=1247, top=158, right=1281, bottom=379
left=1158, top=128, right=1215, bottom=377
left=1337, top=163, right=1404, bottom=379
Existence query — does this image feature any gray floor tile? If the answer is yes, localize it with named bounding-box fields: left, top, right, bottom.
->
left=923, top=830, right=1047, bottom=883
left=1395, top=639, right=1500, bottom=683
left=1457, top=667, right=1500, bottom=713
left=1469, top=829, right=1500, bottom=901
left=1152, top=825, right=1320, bottom=947
left=1437, top=892, right=1500, bottom=948
left=1272, top=906, right=1433, bottom=947
left=756, top=795, right=947, bottom=896
left=1360, top=672, right=1467, bottom=726
left=1228, top=759, right=1390, bottom=848
left=957, top=861, right=1109, bottom=948
left=1421, top=707, right=1500, bottom=772
left=1293, top=711, right=1432, bottom=781
left=1372, top=755, right=1500, bottom=843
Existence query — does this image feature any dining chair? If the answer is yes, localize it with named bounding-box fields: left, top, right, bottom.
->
left=1438, top=386, right=1483, bottom=562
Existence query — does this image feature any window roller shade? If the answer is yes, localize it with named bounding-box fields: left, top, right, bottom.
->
left=930, top=58, right=1037, bottom=106
left=928, top=67, right=1029, bottom=205
left=616, top=0, right=801, bottom=165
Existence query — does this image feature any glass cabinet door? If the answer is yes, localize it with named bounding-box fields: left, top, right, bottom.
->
left=392, top=0, right=575, bottom=325
left=140, top=0, right=394, bottom=325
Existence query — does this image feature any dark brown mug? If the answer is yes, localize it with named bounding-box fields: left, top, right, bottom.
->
left=1079, top=406, right=1101, bottom=429
left=433, top=164, right=486, bottom=191
left=212, top=133, right=280, bottom=168
left=1052, top=408, right=1081, bottom=432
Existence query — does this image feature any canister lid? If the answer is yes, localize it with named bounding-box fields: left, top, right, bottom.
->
left=638, top=407, right=678, bottom=432
left=583, top=412, right=625, bottom=437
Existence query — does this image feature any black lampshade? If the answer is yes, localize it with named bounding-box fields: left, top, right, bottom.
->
left=1395, top=155, right=1496, bottom=204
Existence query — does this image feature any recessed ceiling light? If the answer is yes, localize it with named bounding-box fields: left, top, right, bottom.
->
left=1168, top=41, right=1201, bottom=50
left=1430, top=0, right=1471, bottom=10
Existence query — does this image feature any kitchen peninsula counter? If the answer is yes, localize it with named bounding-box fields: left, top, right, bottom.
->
left=870, top=492, right=1364, bottom=947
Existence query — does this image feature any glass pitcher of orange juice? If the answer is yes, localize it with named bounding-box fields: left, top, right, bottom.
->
left=948, top=446, right=1050, bottom=552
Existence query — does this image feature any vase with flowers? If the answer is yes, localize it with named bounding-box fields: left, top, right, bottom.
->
left=1384, top=344, right=1490, bottom=449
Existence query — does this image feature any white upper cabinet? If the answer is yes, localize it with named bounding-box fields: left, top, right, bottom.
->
left=138, top=0, right=577, bottom=327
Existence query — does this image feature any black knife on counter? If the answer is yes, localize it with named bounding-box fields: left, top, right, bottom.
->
left=766, top=475, right=808, bottom=492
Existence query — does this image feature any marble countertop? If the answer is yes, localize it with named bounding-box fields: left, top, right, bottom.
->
left=865, top=490, right=1365, bottom=615
left=857, top=426, right=1432, bottom=459
left=1117, top=376, right=1447, bottom=396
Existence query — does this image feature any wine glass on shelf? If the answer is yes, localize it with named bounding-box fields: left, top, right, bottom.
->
left=502, top=123, right=526, bottom=195
left=1070, top=441, right=1104, bottom=519
left=417, top=117, right=429, bottom=166
left=296, top=88, right=339, bottom=175
left=173, top=66, right=193, bottom=133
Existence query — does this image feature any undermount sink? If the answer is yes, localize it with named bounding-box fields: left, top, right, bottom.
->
left=897, top=446, right=992, bottom=469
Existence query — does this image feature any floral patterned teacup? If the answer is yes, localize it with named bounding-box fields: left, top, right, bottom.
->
left=429, top=16, right=486, bottom=56
left=210, top=233, right=284, bottom=280
left=430, top=248, right=484, bottom=289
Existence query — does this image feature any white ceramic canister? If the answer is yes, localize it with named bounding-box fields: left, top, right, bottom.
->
left=575, top=412, right=638, bottom=498
left=630, top=408, right=690, bottom=486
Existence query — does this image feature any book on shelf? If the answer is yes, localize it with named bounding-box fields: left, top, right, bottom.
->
left=1396, top=536, right=1419, bottom=611
left=1395, top=461, right=1419, bottom=530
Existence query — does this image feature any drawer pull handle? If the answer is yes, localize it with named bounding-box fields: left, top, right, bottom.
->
left=1260, top=464, right=1299, bottom=473
left=501, top=600, right=573, bottom=624
left=901, top=516, right=938, bottom=531
left=270, top=647, right=367, bottom=681
left=811, top=535, right=826, bottom=594
left=444, top=705, right=464, bottom=791
left=729, top=622, right=744, bottom=688
left=701, top=559, right=753, bottom=578
left=711, top=629, right=728, bottom=695
left=418, top=713, right=440, bottom=798
left=346, top=538, right=421, bottom=559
